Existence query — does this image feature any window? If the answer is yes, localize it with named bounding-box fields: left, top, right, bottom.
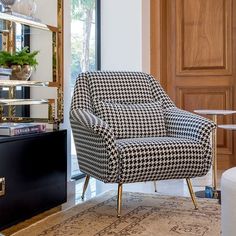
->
left=70, top=0, right=101, bottom=178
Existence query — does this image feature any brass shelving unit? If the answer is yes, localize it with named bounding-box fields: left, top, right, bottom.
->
left=0, top=0, right=64, bottom=129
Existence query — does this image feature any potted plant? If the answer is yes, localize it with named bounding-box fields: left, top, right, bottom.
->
left=0, top=47, right=39, bottom=80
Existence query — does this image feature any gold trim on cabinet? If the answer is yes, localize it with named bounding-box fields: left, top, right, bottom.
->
left=0, top=177, right=6, bottom=197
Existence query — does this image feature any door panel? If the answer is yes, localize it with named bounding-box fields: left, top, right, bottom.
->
left=176, top=0, right=232, bottom=76
left=177, top=86, right=232, bottom=153
left=151, top=0, right=236, bottom=169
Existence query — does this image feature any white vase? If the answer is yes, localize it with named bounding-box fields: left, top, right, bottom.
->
left=12, top=0, right=36, bottom=17
left=0, top=0, right=16, bottom=13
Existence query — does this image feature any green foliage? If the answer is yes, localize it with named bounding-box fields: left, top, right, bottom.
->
left=72, top=0, right=95, bottom=20
left=0, top=51, right=11, bottom=67
left=70, top=0, right=96, bottom=87
left=0, top=47, right=39, bottom=69
left=71, top=35, right=95, bottom=86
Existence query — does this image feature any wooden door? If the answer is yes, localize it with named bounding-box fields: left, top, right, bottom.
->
left=151, top=0, right=236, bottom=169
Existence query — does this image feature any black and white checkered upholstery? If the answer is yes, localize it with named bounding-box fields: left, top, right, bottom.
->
left=95, top=101, right=166, bottom=139
left=89, top=71, right=154, bottom=103
left=70, top=71, right=216, bottom=184
left=70, top=109, right=119, bottom=182
left=116, top=137, right=205, bottom=183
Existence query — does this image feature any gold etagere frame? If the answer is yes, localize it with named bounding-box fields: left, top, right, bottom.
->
left=0, top=0, right=64, bottom=129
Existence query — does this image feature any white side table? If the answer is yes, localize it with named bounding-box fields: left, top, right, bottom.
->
left=194, top=110, right=236, bottom=198
left=218, top=124, right=236, bottom=131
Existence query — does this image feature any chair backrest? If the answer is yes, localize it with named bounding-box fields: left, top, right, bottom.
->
left=70, top=71, right=175, bottom=113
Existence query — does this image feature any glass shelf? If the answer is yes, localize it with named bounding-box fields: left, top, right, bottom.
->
left=0, top=117, right=51, bottom=123
left=0, top=80, right=51, bottom=87
left=0, top=29, right=9, bottom=33
left=0, top=12, right=54, bottom=31
left=0, top=99, right=49, bottom=106
left=0, top=0, right=63, bottom=128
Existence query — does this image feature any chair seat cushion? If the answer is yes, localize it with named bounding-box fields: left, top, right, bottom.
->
left=95, top=101, right=166, bottom=139
left=116, top=137, right=206, bottom=183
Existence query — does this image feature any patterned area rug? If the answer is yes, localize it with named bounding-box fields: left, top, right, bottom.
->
left=12, top=191, right=220, bottom=236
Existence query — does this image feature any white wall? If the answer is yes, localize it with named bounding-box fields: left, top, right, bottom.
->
left=142, top=0, right=150, bottom=73
left=101, top=0, right=150, bottom=72
left=29, top=0, right=72, bottom=182
left=62, top=0, right=72, bottom=182
left=62, top=0, right=77, bottom=207
left=30, top=0, right=57, bottom=118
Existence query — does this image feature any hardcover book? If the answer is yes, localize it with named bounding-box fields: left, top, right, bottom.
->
left=0, top=123, right=46, bottom=136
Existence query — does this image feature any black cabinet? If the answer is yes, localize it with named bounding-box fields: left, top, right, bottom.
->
left=0, top=130, right=67, bottom=230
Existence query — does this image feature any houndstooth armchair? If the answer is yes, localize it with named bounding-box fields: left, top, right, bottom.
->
left=70, top=71, right=216, bottom=217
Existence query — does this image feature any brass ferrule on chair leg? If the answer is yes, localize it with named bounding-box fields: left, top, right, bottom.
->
left=117, top=183, right=123, bottom=218
left=81, top=175, right=90, bottom=200
left=186, top=178, right=198, bottom=210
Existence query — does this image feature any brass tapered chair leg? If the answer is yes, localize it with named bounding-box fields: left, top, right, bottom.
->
left=81, top=175, right=90, bottom=200
left=117, top=183, right=123, bottom=218
left=153, top=181, right=157, bottom=192
left=186, top=178, right=198, bottom=210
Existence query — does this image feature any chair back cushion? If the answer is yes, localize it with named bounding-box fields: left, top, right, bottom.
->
left=88, top=71, right=154, bottom=104
left=95, top=101, right=166, bottom=138
left=71, top=71, right=175, bottom=112
left=71, top=73, right=92, bottom=111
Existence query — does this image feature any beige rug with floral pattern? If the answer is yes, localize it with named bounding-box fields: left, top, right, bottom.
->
left=10, top=191, right=220, bottom=236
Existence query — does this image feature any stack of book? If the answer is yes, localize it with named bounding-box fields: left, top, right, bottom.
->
left=0, top=68, right=12, bottom=80
left=0, top=123, right=46, bottom=136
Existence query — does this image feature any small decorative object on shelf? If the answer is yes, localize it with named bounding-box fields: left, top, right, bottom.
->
left=12, top=0, right=36, bottom=17
left=0, top=122, right=46, bottom=136
left=11, top=64, right=33, bottom=80
left=0, top=47, right=39, bottom=80
left=0, top=0, right=16, bottom=13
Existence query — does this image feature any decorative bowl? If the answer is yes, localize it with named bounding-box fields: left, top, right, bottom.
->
left=11, top=65, right=33, bottom=80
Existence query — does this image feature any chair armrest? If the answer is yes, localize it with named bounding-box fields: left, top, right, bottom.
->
left=70, top=109, right=119, bottom=183
left=70, top=109, right=112, bottom=136
left=164, top=107, right=216, bottom=144
left=164, top=107, right=216, bottom=173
